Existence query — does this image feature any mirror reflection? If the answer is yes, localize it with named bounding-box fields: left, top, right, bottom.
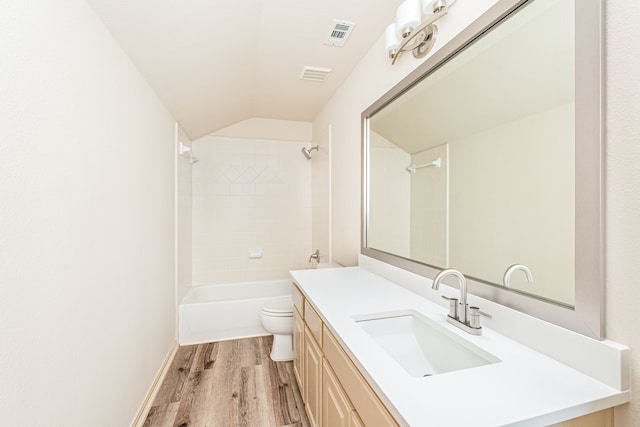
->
left=366, top=0, right=575, bottom=306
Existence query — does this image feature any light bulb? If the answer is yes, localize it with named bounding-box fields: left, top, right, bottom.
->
left=422, top=0, right=455, bottom=15
left=385, top=23, right=401, bottom=58
left=396, top=0, right=422, bottom=38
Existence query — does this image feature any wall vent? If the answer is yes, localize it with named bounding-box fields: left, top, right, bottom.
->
left=300, top=66, right=332, bottom=82
left=324, top=19, right=355, bottom=47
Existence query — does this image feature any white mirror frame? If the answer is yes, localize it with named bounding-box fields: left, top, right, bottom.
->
left=361, top=0, right=604, bottom=339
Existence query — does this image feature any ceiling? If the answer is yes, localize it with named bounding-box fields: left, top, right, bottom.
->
left=87, top=0, right=403, bottom=139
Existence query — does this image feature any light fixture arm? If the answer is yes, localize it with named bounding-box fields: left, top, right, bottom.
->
left=391, top=8, right=448, bottom=65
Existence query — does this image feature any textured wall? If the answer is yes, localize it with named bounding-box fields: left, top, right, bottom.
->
left=606, top=1, right=640, bottom=425
left=0, top=1, right=176, bottom=425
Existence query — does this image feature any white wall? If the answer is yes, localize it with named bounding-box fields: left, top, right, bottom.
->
left=314, top=1, right=640, bottom=425
left=212, top=118, right=312, bottom=142
left=311, top=125, right=332, bottom=265
left=449, top=103, right=575, bottom=304
left=410, top=144, right=448, bottom=267
left=368, top=132, right=411, bottom=257
left=0, top=1, right=177, bottom=426
left=192, top=135, right=312, bottom=284
left=177, top=126, right=193, bottom=302
left=606, top=2, right=640, bottom=426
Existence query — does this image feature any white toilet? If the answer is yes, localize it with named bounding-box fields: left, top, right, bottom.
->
left=260, top=299, right=294, bottom=361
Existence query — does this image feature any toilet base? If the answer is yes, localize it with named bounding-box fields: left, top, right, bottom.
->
left=270, top=333, right=294, bottom=361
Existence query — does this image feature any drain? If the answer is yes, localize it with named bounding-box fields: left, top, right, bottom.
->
left=423, top=373, right=432, bottom=377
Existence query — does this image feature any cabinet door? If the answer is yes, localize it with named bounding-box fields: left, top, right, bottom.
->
left=351, top=411, right=364, bottom=427
left=323, top=327, right=399, bottom=426
left=293, top=307, right=305, bottom=395
left=322, top=363, right=352, bottom=427
left=304, top=327, right=323, bottom=427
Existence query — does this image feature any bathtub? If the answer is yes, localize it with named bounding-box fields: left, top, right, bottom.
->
left=178, top=279, right=292, bottom=345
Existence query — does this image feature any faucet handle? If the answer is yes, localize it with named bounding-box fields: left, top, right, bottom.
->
left=441, top=295, right=459, bottom=319
left=469, top=306, right=492, bottom=329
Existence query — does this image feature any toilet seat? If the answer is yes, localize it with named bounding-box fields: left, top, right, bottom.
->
left=261, top=299, right=293, bottom=317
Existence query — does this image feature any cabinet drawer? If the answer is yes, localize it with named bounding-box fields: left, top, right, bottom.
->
left=292, top=283, right=304, bottom=316
left=323, top=327, right=398, bottom=427
left=304, top=300, right=323, bottom=346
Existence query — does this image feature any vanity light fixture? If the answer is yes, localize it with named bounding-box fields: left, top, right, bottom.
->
left=385, top=0, right=456, bottom=64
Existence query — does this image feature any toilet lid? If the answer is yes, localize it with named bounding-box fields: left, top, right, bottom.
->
left=261, top=299, right=293, bottom=315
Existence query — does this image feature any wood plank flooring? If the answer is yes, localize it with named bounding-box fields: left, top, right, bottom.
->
left=144, top=336, right=310, bottom=427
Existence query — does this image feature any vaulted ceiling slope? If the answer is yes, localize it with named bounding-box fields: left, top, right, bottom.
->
left=87, top=0, right=403, bottom=139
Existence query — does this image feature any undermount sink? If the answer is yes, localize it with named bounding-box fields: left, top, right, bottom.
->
left=354, top=310, right=500, bottom=377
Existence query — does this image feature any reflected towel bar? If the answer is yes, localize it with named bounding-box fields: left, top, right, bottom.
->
left=406, top=157, right=441, bottom=173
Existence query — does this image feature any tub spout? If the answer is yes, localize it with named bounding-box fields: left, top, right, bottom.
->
left=309, top=249, right=320, bottom=263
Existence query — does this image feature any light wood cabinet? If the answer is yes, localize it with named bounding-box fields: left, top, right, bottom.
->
left=304, top=299, right=323, bottom=345
left=293, top=283, right=398, bottom=427
left=323, top=327, right=397, bottom=427
left=292, top=284, right=304, bottom=315
left=304, top=326, right=323, bottom=427
left=293, top=306, right=304, bottom=395
left=548, top=409, right=613, bottom=427
left=351, top=411, right=364, bottom=427
left=322, top=362, right=352, bottom=427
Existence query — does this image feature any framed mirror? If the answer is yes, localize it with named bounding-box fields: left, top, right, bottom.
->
left=362, top=0, right=604, bottom=339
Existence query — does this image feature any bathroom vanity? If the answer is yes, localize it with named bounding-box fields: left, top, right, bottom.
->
left=292, top=278, right=398, bottom=427
left=290, top=263, right=629, bottom=426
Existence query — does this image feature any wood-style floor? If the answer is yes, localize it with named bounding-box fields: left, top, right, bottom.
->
left=144, top=336, right=310, bottom=427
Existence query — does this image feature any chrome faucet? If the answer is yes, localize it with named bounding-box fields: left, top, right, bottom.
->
left=308, top=249, right=320, bottom=263
left=503, top=264, right=534, bottom=287
left=432, top=268, right=491, bottom=335
left=433, top=269, right=469, bottom=323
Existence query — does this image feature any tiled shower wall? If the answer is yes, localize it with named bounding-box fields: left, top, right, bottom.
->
left=192, top=135, right=312, bottom=284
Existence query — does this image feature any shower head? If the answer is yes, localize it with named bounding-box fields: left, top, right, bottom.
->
left=301, top=145, right=320, bottom=159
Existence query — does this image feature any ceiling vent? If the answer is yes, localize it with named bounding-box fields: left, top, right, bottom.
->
left=300, top=66, right=332, bottom=82
left=324, top=19, right=355, bottom=47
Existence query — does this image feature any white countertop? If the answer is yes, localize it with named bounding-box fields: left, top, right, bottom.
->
left=290, top=266, right=630, bottom=427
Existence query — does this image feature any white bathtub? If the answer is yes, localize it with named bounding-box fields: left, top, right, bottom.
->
left=178, top=279, right=292, bottom=345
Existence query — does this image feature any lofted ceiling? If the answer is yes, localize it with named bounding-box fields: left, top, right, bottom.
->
left=86, top=0, right=403, bottom=139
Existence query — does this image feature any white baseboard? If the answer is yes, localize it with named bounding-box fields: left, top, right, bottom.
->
left=130, top=341, right=179, bottom=427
